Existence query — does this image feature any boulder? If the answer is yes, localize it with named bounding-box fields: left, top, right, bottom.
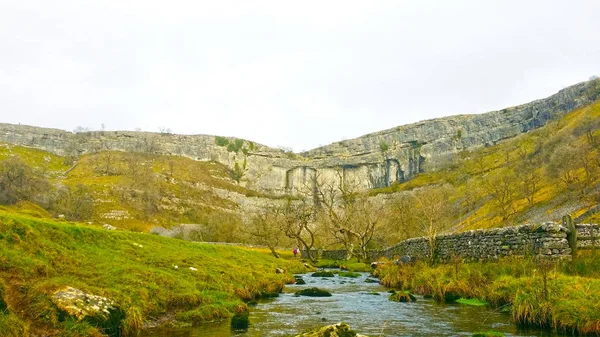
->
left=394, top=255, right=414, bottom=265
left=294, top=322, right=369, bottom=337
left=52, top=287, right=123, bottom=335
left=388, top=291, right=417, bottom=302
left=295, top=277, right=307, bottom=285
left=311, top=271, right=334, bottom=277
left=103, top=224, right=117, bottom=230
left=295, top=287, right=332, bottom=297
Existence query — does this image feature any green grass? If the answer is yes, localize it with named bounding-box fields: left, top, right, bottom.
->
left=456, top=298, right=489, bottom=306
left=315, top=259, right=371, bottom=272
left=0, top=211, right=304, bottom=336
left=375, top=256, right=600, bottom=334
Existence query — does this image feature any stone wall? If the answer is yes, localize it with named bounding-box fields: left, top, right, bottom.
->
left=384, top=222, right=571, bottom=262
left=315, top=222, right=587, bottom=263
left=576, top=224, right=600, bottom=250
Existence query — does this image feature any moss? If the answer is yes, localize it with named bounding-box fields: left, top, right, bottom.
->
left=311, top=271, right=335, bottom=277
left=456, top=298, right=489, bottom=306
left=338, top=272, right=360, bottom=278
left=388, top=291, right=417, bottom=302
left=295, top=288, right=332, bottom=297
left=295, top=278, right=306, bottom=285
left=175, top=305, right=231, bottom=325
left=230, top=312, right=249, bottom=330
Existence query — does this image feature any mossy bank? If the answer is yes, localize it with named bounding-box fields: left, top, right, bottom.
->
left=0, top=211, right=305, bottom=336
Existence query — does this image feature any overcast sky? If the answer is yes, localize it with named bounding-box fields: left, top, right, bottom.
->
left=0, top=1, right=599, bottom=151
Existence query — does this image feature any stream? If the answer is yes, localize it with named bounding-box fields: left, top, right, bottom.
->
left=144, top=271, right=562, bottom=337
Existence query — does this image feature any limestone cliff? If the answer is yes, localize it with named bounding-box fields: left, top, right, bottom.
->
left=1, top=79, right=598, bottom=194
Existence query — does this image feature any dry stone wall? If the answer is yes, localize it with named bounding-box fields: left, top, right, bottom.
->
left=576, top=224, right=600, bottom=250
left=384, top=222, right=572, bottom=262
left=313, top=222, right=594, bottom=263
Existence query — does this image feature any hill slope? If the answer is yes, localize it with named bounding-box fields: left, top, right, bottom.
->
left=374, top=98, right=600, bottom=238
left=0, top=211, right=303, bottom=336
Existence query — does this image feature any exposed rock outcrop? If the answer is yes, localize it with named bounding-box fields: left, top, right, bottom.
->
left=1, top=79, right=598, bottom=194
left=52, top=287, right=124, bottom=336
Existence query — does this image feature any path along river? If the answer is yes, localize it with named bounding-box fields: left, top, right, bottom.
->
left=144, top=271, right=562, bottom=337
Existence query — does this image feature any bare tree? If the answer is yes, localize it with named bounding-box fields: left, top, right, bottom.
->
left=311, top=170, right=383, bottom=262
left=412, top=185, right=454, bottom=264
left=482, top=170, right=518, bottom=220
left=279, top=198, right=319, bottom=262
left=0, top=157, right=49, bottom=205
left=244, top=207, right=285, bottom=258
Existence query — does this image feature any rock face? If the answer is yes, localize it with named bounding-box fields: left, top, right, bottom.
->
left=294, top=322, right=369, bottom=337
left=1, top=79, right=598, bottom=194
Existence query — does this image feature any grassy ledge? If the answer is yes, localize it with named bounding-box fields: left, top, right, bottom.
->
left=0, top=211, right=305, bottom=336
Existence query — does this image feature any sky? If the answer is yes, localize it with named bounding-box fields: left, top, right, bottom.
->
left=0, top=1, right=599, bottom=152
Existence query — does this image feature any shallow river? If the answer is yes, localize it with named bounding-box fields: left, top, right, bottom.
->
left=144, top=272, right=561, bottom=337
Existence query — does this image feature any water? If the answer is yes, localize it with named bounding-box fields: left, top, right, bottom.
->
left=143, top=272, right=562, bottom=337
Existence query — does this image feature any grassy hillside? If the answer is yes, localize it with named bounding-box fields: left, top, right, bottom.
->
left=0, top=97, right=599, bottom=249
left=374, top=99, right=600, bottom=235
left=0, top=211, right=305, bottom=336
left=0, top=144, right=269, bottom=235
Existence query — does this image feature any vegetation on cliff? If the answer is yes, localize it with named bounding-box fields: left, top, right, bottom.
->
left=376, top=98, right=600, bottom=242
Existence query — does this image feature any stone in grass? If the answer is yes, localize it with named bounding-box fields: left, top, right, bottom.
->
left=52, top=287, right=124, bottom=336
left=295, top=287, right=332, bottom=297
left=294, top=322, right=369, bottom=337
left=472, top=331, right=505, bottom=337
left=311, top=271, right=334, bottom=277
left=388, top=291, right=417, bottom=302
left=231, top=312, right=250, bottom=330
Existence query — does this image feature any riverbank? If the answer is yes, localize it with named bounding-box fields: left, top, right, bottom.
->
left=0, top=211, right=307, bottom=336
left=375, top=255, right=600, bottom=335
